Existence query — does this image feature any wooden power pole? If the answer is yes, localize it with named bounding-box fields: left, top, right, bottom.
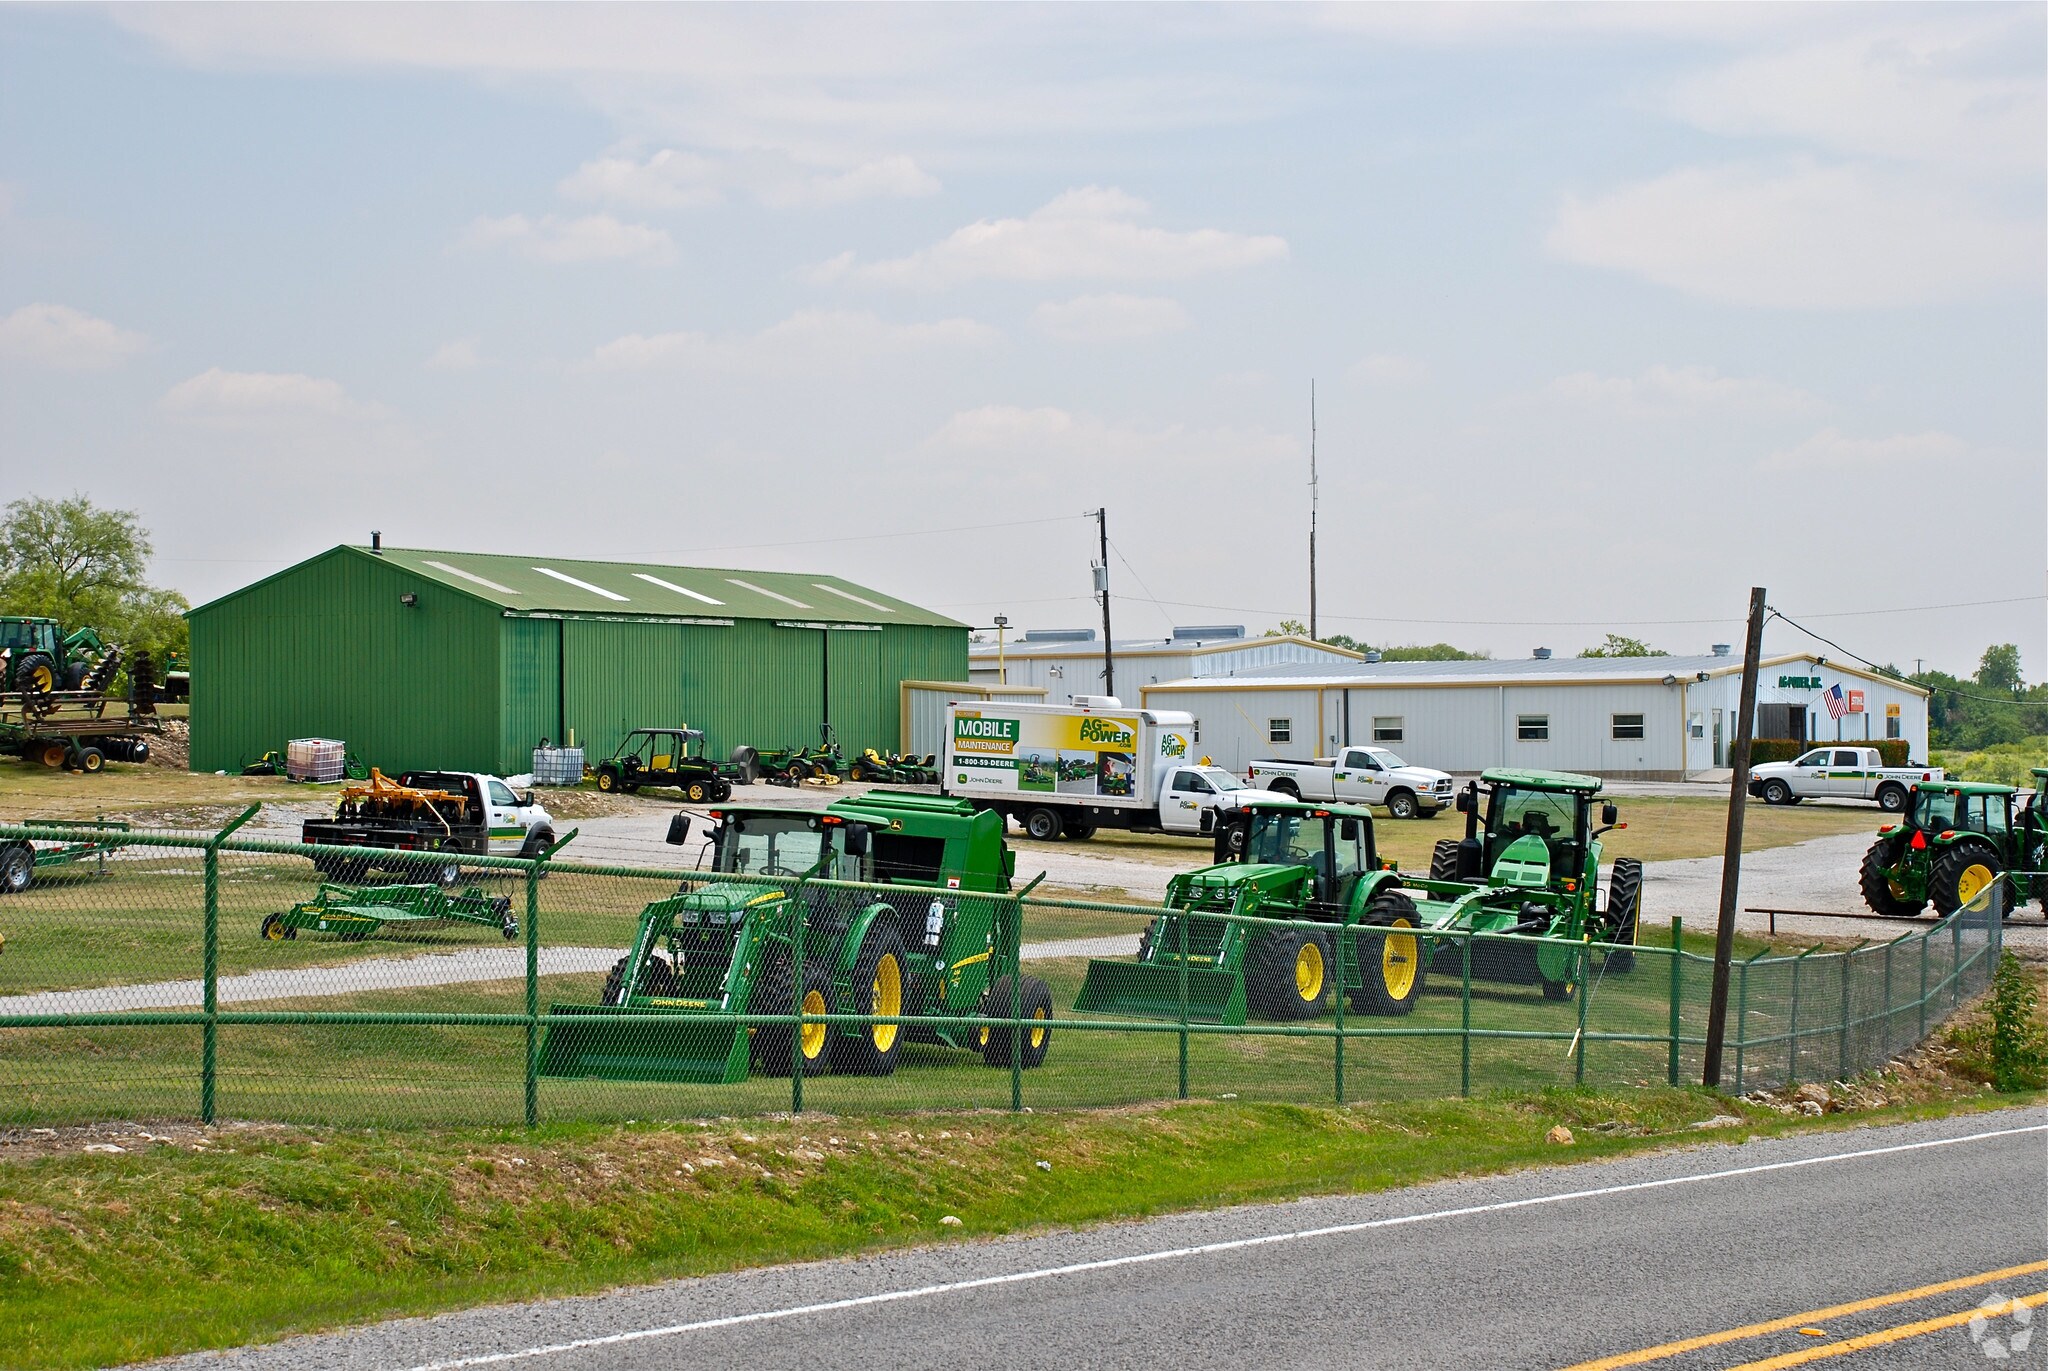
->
left=1094, top=507, right=1115, bottom=700
left=1703, top=586, right=1768, bottom=1087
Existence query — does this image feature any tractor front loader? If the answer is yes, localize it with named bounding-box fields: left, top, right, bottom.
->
left=1860, top=779, right=2043, bottom=919
left=538, top=790, right=1052, bottom=1083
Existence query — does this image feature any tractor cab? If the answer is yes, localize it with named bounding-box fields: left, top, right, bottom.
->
left=1893, top=782, right=2014, bottom=844
left=1238, top=800, right=1377, bottom=912
left=1451, top=769, right=1616, bottom=889
left=0, top=617, right=60, bottom=654
left=1863, top=781, right=2025, bottom=919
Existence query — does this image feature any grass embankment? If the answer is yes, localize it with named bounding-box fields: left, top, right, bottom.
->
left=1029, top=793, right=1879, bottom=872
left=4, top=1079, right=2038, bottom=1371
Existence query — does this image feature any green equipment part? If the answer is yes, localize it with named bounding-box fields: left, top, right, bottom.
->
left=0, top=818, right=130, bottom=894
left=538, top=790, right=1051, bottom=1084
left=0, top=617, right=120, bottom=697
left=260, top=882, right=518, bottom=942
left=593, top=727, right=736, bottom=801
left=1860, top=775, right=2047, bottom=919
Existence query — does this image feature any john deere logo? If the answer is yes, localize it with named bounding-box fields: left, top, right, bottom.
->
left=1077, top=717, right=1134, bottom=747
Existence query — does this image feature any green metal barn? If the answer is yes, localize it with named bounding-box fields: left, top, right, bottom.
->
left=187, top=545, right=968, bottom=776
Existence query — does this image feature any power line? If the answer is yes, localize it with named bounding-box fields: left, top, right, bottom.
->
left=1767, top=607, right=2041, bottom=708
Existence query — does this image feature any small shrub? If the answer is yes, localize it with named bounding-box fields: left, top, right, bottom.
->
left=1969, top=953, right=2048, bottom=1092
left=1748, top=738, right=1912, bottom=767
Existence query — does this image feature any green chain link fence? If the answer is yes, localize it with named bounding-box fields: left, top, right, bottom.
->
left=0, top=818, right=2004, bottom=1127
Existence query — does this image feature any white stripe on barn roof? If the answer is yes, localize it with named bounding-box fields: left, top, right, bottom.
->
left=813, top=583, right=896, bottom=614
left=423, top=560, right=520, bottom=596
left=632, top=572, right=725, bottom=606
left=533, top=567, right=629, bottom=602
left=726, top=578, right=810, bottom=609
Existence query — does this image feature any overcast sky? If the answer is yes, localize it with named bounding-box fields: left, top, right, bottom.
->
left=2, top=3, right=2042, bottom=675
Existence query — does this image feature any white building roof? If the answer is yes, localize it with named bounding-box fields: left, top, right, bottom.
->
left=970, top=632, right=1360, bottom=661
left=1144, top=652, right=1930, bottom=695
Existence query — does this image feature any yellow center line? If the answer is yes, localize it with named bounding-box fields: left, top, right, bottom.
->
left=1723, top=1289, right=2048, bottom=1370
left=1557, top=1259, right=2048, bottom=1370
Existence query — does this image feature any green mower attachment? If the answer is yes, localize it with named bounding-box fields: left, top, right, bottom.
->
left=261, top=882, right=517, bottom=942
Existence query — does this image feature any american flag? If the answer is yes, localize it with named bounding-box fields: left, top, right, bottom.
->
left=1821, top=683, right=1849, bottom=721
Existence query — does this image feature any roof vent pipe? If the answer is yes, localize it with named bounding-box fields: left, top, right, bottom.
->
left=1711, top=643, right=1732, bottom=656
left=1533, top=647, right=1552, bottom=660
left=371, top=531, right=382, bottom=554
left=1364, top=651, right=1383, bottom=664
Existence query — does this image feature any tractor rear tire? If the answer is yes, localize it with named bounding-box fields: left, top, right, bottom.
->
left=751, top=961, right=834, bottom=1076
left=1603, top=859, right=1643, bottom=973
left=833, top=925, right=908, bottom=1077
left=1023, top=807, right=1064, bottom=841
left=979, top=975, right=1053, bottom=1069
left=1246, top=926, right=1332, bottom=1020
left=1929, top=843, right=2005, bottom=916
left=1429, top=839, right=1460, bottom=882
left=1860, top=839, right=1922, bottom=918
left=13, top=652, right=56, bottom=697
left=0, top=843, right=33, bottom=894
left=1350, top=890, right=1427, bottom=1016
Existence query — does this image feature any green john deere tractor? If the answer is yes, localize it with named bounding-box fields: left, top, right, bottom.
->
left=593, top=728, right=737, bottom=801
left=1859, top=779, right=2047, bottom=919
left=1420, top=769, right=1644, bottom=979
left=0, top=618, right=121, bottom=697
left=1074, top=799, right=1436, bottom=1025
left=537, top=790, right=1052, bottom=1083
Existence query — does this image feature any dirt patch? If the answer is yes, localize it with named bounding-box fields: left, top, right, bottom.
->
left=144, top=719, right=190, bottom=770
left=0, top=1119, right=311, bottom=1164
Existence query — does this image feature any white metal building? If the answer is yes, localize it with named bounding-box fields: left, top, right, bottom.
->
left=900, top=680, right=1048, bottom=759
left=1139, top=649, right=1932, bottom=780
left=968, top=626, right=1360, bottom=704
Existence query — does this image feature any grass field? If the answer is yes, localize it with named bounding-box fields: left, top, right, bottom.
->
left=2, top=1079, right=2035, bottom=1371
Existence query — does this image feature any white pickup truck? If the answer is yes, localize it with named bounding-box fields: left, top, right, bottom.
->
left=1747, top=747, right=1941, bottom=812
left=1245, top=746, right=1456, bottom=819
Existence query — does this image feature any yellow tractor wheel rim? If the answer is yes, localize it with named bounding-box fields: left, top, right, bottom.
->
left=40, top=744, right=66, bottom=768
left=27, top=664, right=53, bottom=692
left=265, top=920, right=285, bottom=941
left=871, top=953, right=902, bottom=1052
left=1381, top=918, right=1418, bottom=1000
left=688, top=783, right=706, bottom=801
left=978, top=1024, right=990, bottom=1047
left=1956, top=863, right=1995, bottom=906
left=1295, top=941, right=1325, bottom=1002
left=1029, top=1006, right=1048, bottom=1050
left=800, top=989, right=828, bottom=1060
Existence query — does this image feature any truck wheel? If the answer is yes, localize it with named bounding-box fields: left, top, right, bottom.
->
left=1247, top=927, right=1332, bottom=1020
left=1268, top=779, right=1300, bottom=799
left=1023, top=807, right=1064, bottom=841
left=751, top=961, right=834, bottom=1076
left=1761, top=780, right=1794, bottom=805
left=979, top=975, right=1053, bottom=1068
left=1603, top=859, right=1642, bottom=973
left=1065, top=820, right=1097, bottom=840
left=0, top=843, right=33, bottom=894
left=833, top=925, right=908, bottom=1077
left=1876, top=784, right=1908, bottom=813
left=1385, top=789, right=1418, bottom=820
left=1859, top=839, right=1922, bottom=917
left=1429, top=840, right=1460, bottom=881
left=1929, top=843, right=2005, bottom=916
left=1350, top=890, right=1426, bottom=1016
left=433, top=859, right=462, bottom=889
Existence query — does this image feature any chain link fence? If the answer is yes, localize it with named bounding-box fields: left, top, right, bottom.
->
left=0, top=817, right=2005, bottom=1127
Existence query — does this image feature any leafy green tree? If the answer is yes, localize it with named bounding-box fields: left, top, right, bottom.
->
left=0, top=494, right=189, bottom=661
left=1578, top=634, right=1665, bottom=658
left=1377, top=642, right=1489, bottom=661
left=1977, top=644, right=2024, bottom=695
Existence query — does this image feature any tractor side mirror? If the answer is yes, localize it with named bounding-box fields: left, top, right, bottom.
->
left=1455, top=789, right=1474, bottom=815
left=665, top=813, right=692, bottom=847
left=1601, top=803, right=1618, bottom=826
left=1339, top=817, right=1361, bottom=842
left=843, top=824, right=870, bottom=856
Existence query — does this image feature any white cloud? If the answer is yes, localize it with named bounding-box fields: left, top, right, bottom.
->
left=1546, top=160, right=2041, bottom=309
left=162, top=368, right=372, bottom=423
left=1349, top=353, right=1430, bottom=387
left=1762, top=425, right=1969, bottom=471
left=560, top=148, right=940, bottom=212
left=819, top=187, right=1287, bottom=289
left=586, top=309, right=998, bottom=372
left=558, top=150, right=726, bottom=210
left=919, top=404, right=1293, bottom=477
left=459, top=213, right=675, bottom=264
left=424, top=339, right=483, bottom=371
left=1545, top=364, right=1823, bottom=418
left=0, top=303, right=148, bottom=371
left=1031, top=294, right=1190, bottom=342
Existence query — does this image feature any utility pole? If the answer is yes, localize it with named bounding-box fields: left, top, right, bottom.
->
left=1703, top=586, right=1768, bottom=1088
left=1308, top=380, right=1319, bottom=642
left=1093, top=508, right=1115, bottom=700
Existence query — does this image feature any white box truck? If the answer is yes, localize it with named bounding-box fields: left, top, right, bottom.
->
left=941, top=697, right=1285, bottom=845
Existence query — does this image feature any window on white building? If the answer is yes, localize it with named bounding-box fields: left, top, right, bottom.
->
left=1612, top=713, right=1645, bottom=740
left=1268, top=718, right=1292, bottom=744
left=1518, top=715, right=1549, bottom=741
left=1372, top=716, right=1403, bottom=742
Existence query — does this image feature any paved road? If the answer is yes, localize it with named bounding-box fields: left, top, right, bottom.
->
left=154, top=1110, right=2048, bottom=1371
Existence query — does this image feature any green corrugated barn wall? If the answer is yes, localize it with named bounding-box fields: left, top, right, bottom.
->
left=189, top=550, right=966, bottom=775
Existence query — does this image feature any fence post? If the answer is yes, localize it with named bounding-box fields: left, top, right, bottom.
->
left=1010, top=892, right=1024, bottom=1113
left=200, top=805, right=260, bottom=1126
left=1837, top=950, right=1852, bottom=1081
left=1176, top=909, right=1189, bottom=1101
left=1788, top=949, right=1806, bottom=1084
left=1667, top=918, right=1683, bottom=1087
left=1881, top=939, right=1895, bottom=1060
left=524, top=855, right=541, bottom=1129
left=1951, top=916, right=1962, bottom=1010
left=1460, top=932, right=1472, bottom=1097
left=1574, top=938, right=1589, bottom=1086
left=1333, top=921, right=1346, bottom=1106
left=791, top=879, right=808, bottom=1116
left=1919, top=928, right=1930, bottom=1041
left=1733, top=953, right=1754, bottom=1093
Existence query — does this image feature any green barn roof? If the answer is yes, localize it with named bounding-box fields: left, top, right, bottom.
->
left=194, top=546, right=965, bottom=628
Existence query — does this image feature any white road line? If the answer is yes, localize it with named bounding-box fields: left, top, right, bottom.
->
left=394, top=1120, right=2048, bottom=1371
